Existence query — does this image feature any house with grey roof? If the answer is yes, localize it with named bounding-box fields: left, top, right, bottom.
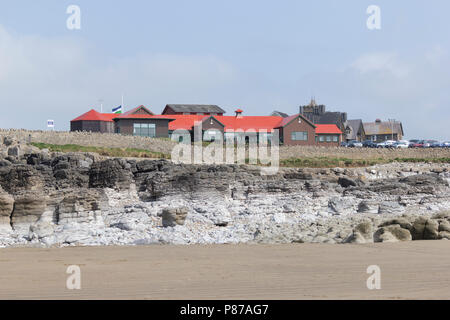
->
left=162, top=104, right=225, bottom=116
left=363, top=119, right=404, bottom=142
left=270, top=110, right=289, bottom=118
left=345, top=119, right=365, bottom=142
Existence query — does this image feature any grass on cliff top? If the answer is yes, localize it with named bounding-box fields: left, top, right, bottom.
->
left=31, top=142, right=171, bottom=159
left=280, top=157, right=450, bottom=168
left=31, top=142, right=450, bottom=167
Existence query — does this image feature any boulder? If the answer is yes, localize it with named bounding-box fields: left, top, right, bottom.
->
left=328, top=197, right=354, bottom=215
left=2, top=136, right=15, bottom=147
left=378, top=201, right=405, bottom=214
left=438, top=220, right=450, bottom=232
left=400, top=174, right=447, bottom=186
left=411, top=217, right=439, bottom=240
left=343, top=220, right=374, bottom=244
left=161, top=207, right=188, bottom=227
left=344, top=231, right=367, bottom=244
left=432, top=211, right=450, bottom=220
left=438, top=231, right=450, bottom=240
left=357, top=200, right=379, bottom=214
left=374, top=224, right=412, bottom=243
left=354, top=221, right=373, bottom=241
left=29, top=221, right=55, bottom=240
left=338, top=177, right=357, bottom=188
left=379, top=218, right=412, bottom=231
left=7, top=145, right=20, bottom=157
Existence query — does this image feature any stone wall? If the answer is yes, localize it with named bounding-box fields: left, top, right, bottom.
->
left=0, top=129, right=176, bottom=155
left=280, top=145, right=450, bottom=160
left=1, top=129, right=449, bottom=161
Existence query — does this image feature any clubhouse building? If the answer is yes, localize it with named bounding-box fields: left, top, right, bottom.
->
left=70, top=104, right=343, bottom=146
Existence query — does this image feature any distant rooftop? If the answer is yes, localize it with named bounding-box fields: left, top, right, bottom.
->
left=165, top=104, right=226, bottom=114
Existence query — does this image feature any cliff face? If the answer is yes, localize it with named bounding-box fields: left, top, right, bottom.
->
left=0, top=136, right=449, bottom=247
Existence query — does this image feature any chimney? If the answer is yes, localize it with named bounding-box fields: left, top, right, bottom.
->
left=235, top=109, right=243, bottom=118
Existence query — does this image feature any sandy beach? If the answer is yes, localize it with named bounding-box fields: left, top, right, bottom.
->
left=1, top=241, right=450, bottom=300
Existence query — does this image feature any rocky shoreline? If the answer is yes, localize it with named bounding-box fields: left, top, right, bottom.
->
left=0, top=136, right=449, bottom=247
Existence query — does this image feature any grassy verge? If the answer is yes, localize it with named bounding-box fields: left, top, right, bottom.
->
left=280, top=157, right=450, bottom=168
left=30, top=143, right=450, bottom=167
left=31, top=143, right=171, bottom=159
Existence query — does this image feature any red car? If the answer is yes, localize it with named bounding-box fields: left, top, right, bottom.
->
left=408, top=140, right=424, bottom=148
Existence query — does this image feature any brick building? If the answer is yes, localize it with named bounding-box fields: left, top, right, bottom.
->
left=71, top=105, right=347, bottom=146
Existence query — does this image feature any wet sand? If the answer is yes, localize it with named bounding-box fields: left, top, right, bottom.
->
left=1, top=241, right=450, bottom=299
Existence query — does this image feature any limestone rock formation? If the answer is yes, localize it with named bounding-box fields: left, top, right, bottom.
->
left=0, top=143, right=449, bottom=247
left=0, top=187, right=13, bottom=228
left=11, top=191, right=47, bottom=231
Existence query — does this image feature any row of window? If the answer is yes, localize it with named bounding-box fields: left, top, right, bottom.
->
left=290, top=131, right=340, bottom=142
left=130, top=125, right=340, bottom=143
left=291, top=131, right=308, bottom=141
left=316, top=135, right=339, bottom=142
left=171, top=130, right=274, bottom=142
left=133, top=123, right=156, bottom=137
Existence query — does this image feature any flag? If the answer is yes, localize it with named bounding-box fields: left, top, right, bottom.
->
left=112, top=105, right=122, bottom=114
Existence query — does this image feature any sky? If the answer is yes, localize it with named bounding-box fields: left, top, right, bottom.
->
left=0, top=0, right=449, bottom=140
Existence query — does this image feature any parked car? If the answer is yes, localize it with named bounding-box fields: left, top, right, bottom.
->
left=340, top=141, right=348, bottom=147
left=377, top=140, right=396, bottom=148
left=409, top=140, right=424, bottom=148
left=347, top=140, right=363, bottom=148
left=430, top=141, right=443, bottom=148
left=442, top=141, right=450, bottom=148
left=393, top=140, right=409, bottom=148
left=362, top=140, right=377, bottom=148
left=423, top=140, right=438, bottom=148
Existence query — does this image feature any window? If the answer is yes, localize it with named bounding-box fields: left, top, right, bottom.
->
left=133, top=123, right=156, bottom=137
left=203, top=129, right=221, bottom=141
left=332, top=135, right=339, bottom=142
left=326, top=135, right=332, bottom=142
left=319, top=135, right=325, bottom=142
left=291, top=131, right=308, bottom=141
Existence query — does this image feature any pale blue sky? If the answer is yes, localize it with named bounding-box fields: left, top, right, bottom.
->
left=0, top=1, right=449, bottom=139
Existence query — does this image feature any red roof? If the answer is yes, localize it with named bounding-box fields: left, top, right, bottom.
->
left=216, top=116, right=282, bottom=132
left=315, top=124, right=342, bottom=134
left=71, top=109, right=115, bottom=122
left=114, top=105, right=154, bottom=118
left=72, top=108, right=342, bottom=135
left=154, top=115, right=211, bottom=130
left=277, top=113, right=316, bottom=128
left=156, top=114, right=284, bottom=132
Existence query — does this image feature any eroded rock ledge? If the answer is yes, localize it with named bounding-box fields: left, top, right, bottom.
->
left=0, top=136, right=449, bottom=247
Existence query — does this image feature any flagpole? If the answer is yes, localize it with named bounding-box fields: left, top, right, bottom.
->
left=121, top=94, right=124, bottom=112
